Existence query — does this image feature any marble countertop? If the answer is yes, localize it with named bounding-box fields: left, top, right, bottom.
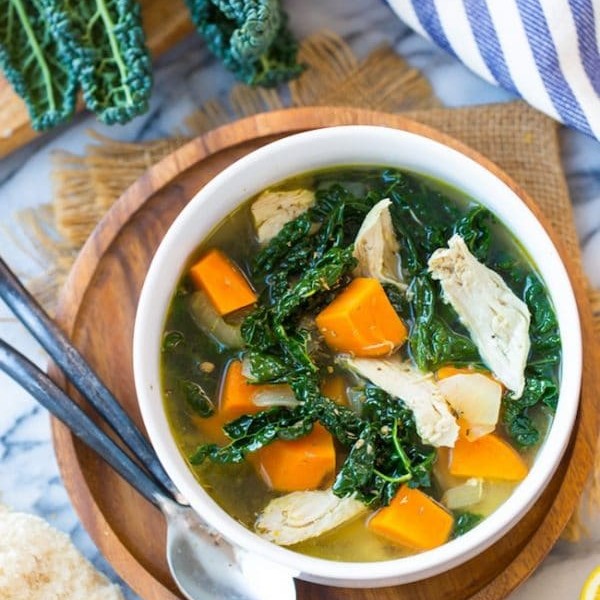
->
left=0, top=1, right=598, bottom=598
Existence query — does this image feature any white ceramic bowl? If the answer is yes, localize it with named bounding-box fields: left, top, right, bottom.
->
left=133, top=125, right=582, bottom=588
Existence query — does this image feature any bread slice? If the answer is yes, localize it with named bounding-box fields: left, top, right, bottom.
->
left=0, top=505, right=123, bottom=600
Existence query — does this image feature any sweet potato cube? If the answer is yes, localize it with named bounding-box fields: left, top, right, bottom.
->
left=368, top=485, right=454, bottom=550
left=254, top=424, right=335, bottom=492
left=189, top=249, right=257, bottom=316
left=315, top=278, right=407, bottom=357
left=320, top=375, right=348, bottom=405
left=448, top=433, right=528, bottom=481
left=219, top=360, right=263, bottom=420
left=192, top=360, right=261, bottom=444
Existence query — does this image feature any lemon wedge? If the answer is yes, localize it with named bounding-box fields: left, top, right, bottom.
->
left=580, top=566, right=600, bottom=600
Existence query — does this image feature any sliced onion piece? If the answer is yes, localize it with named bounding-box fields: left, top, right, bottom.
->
left=442, top=478, right=484, bottom=510
left=437, top=373, right=502, bottom=441
left=189, top=290, right=243, bottom=349
left=253, top=386, right=300, bottom=408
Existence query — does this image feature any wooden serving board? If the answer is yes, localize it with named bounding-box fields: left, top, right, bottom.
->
left=0, top=0, right=194, bottom=160
left=50, top=107, right=600, bottom=600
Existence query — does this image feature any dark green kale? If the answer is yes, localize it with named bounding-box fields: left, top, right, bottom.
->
left=185, top=0, right=304, bottom=87
left=0, top=0, right=151, bottom=129
left=453, top=205, right=495, bottom=262
left=379, top=170, right=484, bottom=372
left=408, top=276, right=481, bottom=371
left=0, top=0, right=78, bottom=130
left=180, top=379, right=215, bottom=417
left=242, top=349, right=288, bottom=383
left=47, top=0, right=153, bottom=124
left=162, top=330, right=185, bottom=351
left=496, top=268, right=561, bottom=447
left=452, top=511, right=483, bottom=537
left=333, top=386, right=436, bottom=506
left=189, top=174, right=438, bottom=508
left=190, top=405, right=315, bottom=464
left=382, top=169, right=460, bottom=273
left=254, top=183, right=377, bottom=279
left=254, top=213, right=313, bottom=276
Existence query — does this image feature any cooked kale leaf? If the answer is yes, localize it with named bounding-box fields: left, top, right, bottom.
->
left=408, top=276, right=481, bottom=371
left=452, top=511, right=483, bottom=537
left=333, top=386, right=435, bottom=506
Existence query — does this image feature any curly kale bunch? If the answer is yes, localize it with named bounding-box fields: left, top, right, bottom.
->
left=0, top=0, right=303, bottom=132
left=0, top=0, right=152, bottom=130
left=185, top=0, right=304, bottom=87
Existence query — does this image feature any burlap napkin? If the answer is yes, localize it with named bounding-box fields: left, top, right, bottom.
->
left=17, top=30, right=600, bottom=538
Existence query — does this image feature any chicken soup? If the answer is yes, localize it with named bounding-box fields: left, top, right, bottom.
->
left=160, top=167, right=560, bottom=562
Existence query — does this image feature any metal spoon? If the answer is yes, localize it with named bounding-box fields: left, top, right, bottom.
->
left=0, top=258, right=297, bottom=600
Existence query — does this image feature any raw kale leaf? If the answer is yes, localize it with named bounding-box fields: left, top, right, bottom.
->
left=0, top=0, right=78, bottom=130
left=185, top=0, right=304, bottom=87
left=47, top=0, right=152, bottom=124
left=0, top=0, right=151, bottom=129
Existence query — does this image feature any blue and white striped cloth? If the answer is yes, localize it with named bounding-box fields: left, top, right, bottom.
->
left=387, top=0, right=600, bottom=140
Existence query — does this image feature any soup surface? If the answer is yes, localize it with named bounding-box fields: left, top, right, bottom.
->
left=161, top=167, right=560, bottom=562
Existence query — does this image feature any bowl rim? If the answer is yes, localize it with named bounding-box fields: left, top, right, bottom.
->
left=133, top=124, right=582, bottom=587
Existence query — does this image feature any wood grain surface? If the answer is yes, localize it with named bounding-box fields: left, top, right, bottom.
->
left=0, top=0, right=194, bottom=160
left=49, top=107, right=600, bottom=600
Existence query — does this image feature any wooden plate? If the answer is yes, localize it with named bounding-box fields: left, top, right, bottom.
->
left=50, top=107, right=600, bottom=600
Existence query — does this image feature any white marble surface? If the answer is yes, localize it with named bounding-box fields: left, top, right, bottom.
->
left=0, top=1, right=598, bottom=599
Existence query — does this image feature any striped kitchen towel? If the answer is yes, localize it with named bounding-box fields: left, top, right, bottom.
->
left=387, top=0, right=600, bottom=140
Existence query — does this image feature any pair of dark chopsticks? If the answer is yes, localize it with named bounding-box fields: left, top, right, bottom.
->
left=0, top=256, right=183, bottom=509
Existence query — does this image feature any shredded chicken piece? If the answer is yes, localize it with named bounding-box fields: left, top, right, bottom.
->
left=344, top=356, right=459, bottom=447
left=255, top=489, right=366, bottom=546
left=428, top=235, right=531, bottom=397
left=251, top=188, right=315, bottom=244
left=353, top=199, right=405, bottom=290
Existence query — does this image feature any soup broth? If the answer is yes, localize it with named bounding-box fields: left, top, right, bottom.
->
left=161, top=167, right=560, bottom=562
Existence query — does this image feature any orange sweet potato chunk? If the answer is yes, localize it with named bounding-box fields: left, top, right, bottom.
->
left=219, top=360, right=263, bottom=420
left=192, top=360, right=262, bottom=444
left=315, top=278, right=407, bottom=357
left=368, top=485, right=454, bottom=551
left=189, top=249, right=257, bottom=316
left=320, top=375, right=348, bottom=405
left=254, top=424, right=336, bottom=492
left=448, top=433, right=528, bottom=481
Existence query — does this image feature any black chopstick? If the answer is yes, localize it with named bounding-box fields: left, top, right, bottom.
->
left=0, top=257, right=181, bottom=502
left=0, top=338, right=168, bottom=507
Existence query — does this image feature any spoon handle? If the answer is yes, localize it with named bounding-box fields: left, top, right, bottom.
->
left=0, top=339, right=167, bottom=508
left=0, top=257, right=179, bottom=501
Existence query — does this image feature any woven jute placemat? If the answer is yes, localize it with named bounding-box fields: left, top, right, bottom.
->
left=16, top=30, right=600, bottom=537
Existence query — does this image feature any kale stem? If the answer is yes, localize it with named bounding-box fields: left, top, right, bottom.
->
left=95, top=0, right=133, bottom=106
left=373, top=469, right=412, bottom=484
left=371, top=420, right=414, bottom=485
left=392, top=419, right=413, bottom=473
left=11, top=0, right=56, bottom=111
